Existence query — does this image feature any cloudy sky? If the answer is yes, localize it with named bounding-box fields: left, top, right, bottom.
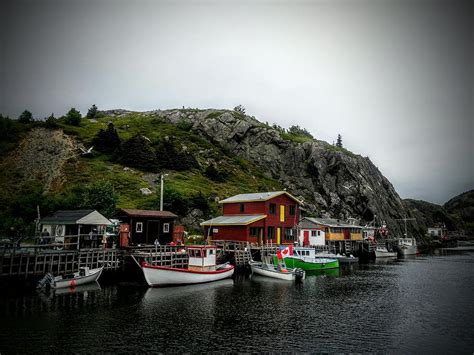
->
left=1, top=0, right=472, bottom=204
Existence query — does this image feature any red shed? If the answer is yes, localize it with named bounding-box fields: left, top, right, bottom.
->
left=201, top=191, right=302, bottom=245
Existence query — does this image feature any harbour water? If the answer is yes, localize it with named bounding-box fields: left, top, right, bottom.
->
left=1, top=251, right=473, bottom=353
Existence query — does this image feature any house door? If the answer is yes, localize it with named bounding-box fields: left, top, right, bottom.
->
left=147, top=220, right=160, bottom=244
left=343, top=229, right=350, bottom=240
left=303, top=231, right=310, bottom=246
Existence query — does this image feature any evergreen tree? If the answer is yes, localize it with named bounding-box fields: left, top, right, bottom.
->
left=155, top=137, right=198, bottom=171
left=80, top=180, right=118, bottom=217
left=233, top=105, right=246, bottom=115
left=44, top=113, right=58, bottom=128
left=204, top=163, right=226, bottom=182
left=18, top=110, right=33, bottom=124
left=117, top=134, right=158, bottom=172
left=336, top=134, right=343, bottom=148
left=87, top=104, right=98, bottom=119
left=92, top=122, right=121, bottom=153
left=64, top=108, right=82, bottom=126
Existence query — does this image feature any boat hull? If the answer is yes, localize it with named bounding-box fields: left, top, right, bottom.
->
left=375, top=250, right=397, bottom=258
left=397, top=245, right=417, bottom=256
left=276, top=256, right=339, bottom=271
left=249, top=261, right=296, bottom=281
left=142, top=264, right=235, bottom=287
left=53, top=267, right=103, bottom=289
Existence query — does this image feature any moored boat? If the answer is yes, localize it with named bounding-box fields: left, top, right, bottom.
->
left=249, top=260, right=305, bottom=281
left=315, top=251, right=359, bottom=264
left=38, top=266, right=104, bottom=289
left=139, top=245, right=235, bottom=287
left=375, top=244, right=397, bottom=258
left=396, top=238, right=417, bottom=256
left=275, top=246, right=339, bottom=271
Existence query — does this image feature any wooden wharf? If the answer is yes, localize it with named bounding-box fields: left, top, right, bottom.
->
left=0, top=246, right=123, bottom=279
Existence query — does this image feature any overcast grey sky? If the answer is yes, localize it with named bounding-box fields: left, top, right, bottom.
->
left=1, top=0, right=472, bottom=204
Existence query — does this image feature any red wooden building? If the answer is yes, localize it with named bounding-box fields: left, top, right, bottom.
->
left=201, top=191, right=302, bottom=245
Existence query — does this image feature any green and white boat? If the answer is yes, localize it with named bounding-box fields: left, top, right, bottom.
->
left=274, top=247, right=339, bottom=271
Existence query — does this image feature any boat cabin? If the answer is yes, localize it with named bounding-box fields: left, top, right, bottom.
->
left=187, top=245, right=217, bottom=271
left=293, top=247, right=316, bottom=259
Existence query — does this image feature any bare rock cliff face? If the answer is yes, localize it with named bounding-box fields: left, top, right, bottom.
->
left=12, top=128, right=78, bottom=192
left=158, top=109, right=408, bottom=235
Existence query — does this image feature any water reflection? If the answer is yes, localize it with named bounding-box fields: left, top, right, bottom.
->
left=0, top=253, right=473, bottom=353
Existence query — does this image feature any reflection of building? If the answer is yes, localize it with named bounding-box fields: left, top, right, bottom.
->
left=114, top=209, right=177, bottom=245
left=298, top=217, right=363, bottom=248
left=39, top=209, right=112, bottom=249
left=201, top=191, right=302, bottom=245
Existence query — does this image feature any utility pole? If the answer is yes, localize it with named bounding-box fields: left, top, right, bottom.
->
left=160, top=173, right=168, bottom=211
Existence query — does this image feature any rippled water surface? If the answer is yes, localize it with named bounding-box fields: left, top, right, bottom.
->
left=1, top=252, right=473, bottom=353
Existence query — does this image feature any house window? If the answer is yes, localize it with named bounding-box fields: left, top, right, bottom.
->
left=240, top=203, right=245, bottom=213
left=212, top=228, right=218, bottom=234
left=249, top=227, right=259, bottom=237
left=163, top=223, right=170, bottom=233
left=285, top=228, right=294, bottom=241
left=136, top=222, right=143, bottom=233
left=311, top=230, right=317, bottom=237
left=269, top=203, right=276, bottom=214
left=317, top=231, right=321, bottom=236
left=289, top=205, right=296, bottom=216
left=267, top=227, right=275, bottom=240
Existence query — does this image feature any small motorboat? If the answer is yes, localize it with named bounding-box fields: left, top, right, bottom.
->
left=138, top=245, right=235, bottom=287
left=277, top=246, right=339, bottom=271
left=38, top=266, right=104, bottom=289
left=249, top=260, right=305, bottom=281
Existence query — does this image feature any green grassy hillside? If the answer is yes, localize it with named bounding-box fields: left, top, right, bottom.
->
left=0, top=112, right=282, bottom=238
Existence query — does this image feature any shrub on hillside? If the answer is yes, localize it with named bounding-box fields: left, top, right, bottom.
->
left=204, top=163, right=227, bottom=182
left=92, top=122, right=121, bottom=154
left=64, top=108, right=82, bottom=126
left=155, top=137, right=198, bottom=171
left=117, top=134, right=158, bottom=172
left=288, top=125, right=313, bottom=139
left=18, top=110, right=33, bottom=124
left=80, top=180, right=118, bottom=217
left=86, top=104, right=98, bottom=119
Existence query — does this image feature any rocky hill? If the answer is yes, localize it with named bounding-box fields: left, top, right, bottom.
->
left=0, top=108, right=445, bottom=239
left=444, top=190, right=474, bottom=235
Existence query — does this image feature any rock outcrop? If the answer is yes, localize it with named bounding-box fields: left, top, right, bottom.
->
left=155, top=109, right=409, bottom=236
left=10, top=128, right=78, bottom=192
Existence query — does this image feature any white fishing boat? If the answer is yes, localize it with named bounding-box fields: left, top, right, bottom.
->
left=395, top=217, right=418, bottom=256
left=375, top=243, right=397, bottom=258
left=38, top=266, right=104, bottom=289
left=139, top=245, right=234, bottom=287
left=397, top=238, right=417, bottom=256
left=249, top=260, right=305, bottom=281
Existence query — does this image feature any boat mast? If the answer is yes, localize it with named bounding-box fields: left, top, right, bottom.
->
left=395, top=217, right=416, bottom=237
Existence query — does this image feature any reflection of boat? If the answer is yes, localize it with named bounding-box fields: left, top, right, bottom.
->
left=143, top=279, right=234, bottom=302
left=139, top=245, right=234, bottom=287
left=277, top=247, right=339, bottom=271
left=249, top=260, right=304, bottom=281
left=54, top=281, right=101, bottom=295
left=305, top=268, right=340, bottom=277
left=38, top=266, right=104, bottom=289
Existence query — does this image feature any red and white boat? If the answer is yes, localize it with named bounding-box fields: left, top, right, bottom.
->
left=140, top=245, right=235, bottom=287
